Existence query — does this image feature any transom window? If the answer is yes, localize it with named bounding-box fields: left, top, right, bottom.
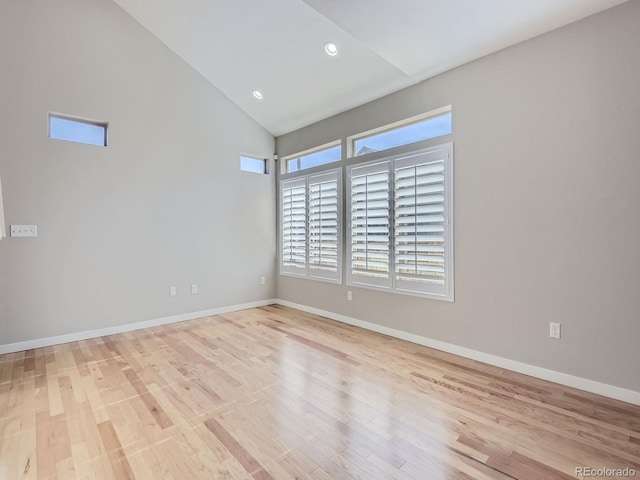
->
left=351, top=108, right=451, bottom=157
left=285, top=142, right=341, bottom=173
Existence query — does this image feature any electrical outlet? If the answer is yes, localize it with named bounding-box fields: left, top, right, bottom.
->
left=347, top=291, right=352, bottom=301
left=549, top=322, right=561, bottom=339
left=191, top=284, right=198, bottom=294
left=260, top=276, right=266, bottom=285
left=170, top=286, right=177, bottom=297
left=10, top=225, right=37, bottom=237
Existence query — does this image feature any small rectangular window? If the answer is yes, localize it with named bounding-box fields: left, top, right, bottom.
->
left=49, top=114, right=108, bottom=147
left=353, top=110, right=451, bottom=156
left=286, top=143, right=341, bottom=173
left=240, top=156, right=268, bottom=174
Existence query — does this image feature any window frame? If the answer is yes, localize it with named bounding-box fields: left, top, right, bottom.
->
left=279, top=167, right=343, bottom=284
left=346, top=143, right=454, bottom=301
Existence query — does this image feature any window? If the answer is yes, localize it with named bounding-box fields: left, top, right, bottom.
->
left=285, top=143, right=341, bottom=173
left=347, top=144, right=453, bottom=300
left=352, top=109, right=451, bottom=156
left=280, top=168, right=342, bottom=283
left=240, top=156, right=268, bottom=174
left=49, top=113, right=108, bottom=147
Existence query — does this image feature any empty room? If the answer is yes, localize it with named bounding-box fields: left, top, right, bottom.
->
left=1, top=0, right=639, bottom=478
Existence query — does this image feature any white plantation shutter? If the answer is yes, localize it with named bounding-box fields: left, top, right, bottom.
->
left=347, top=143, right=453, bottom=300
left=281, top=177, right=308, bottom=276
left=280, top=168, right=342, bottom=283
left=308, top=170, right=341, bottom=282
left=348, top=162, right=392, bottom=288
left=394, top=146, right=452, bottom=298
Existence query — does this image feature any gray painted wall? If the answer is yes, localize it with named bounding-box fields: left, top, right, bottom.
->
left=0, top=0, right=276, bottom=344
left=277, top=1, right=640, bottom=392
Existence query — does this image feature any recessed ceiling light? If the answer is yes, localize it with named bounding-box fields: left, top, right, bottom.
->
left=252, top=90, right=263, bottom=100
left=324, top=42, right=338, bottom=57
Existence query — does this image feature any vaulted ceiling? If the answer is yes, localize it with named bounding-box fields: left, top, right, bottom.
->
left=112, top=0, right=628, bottom=136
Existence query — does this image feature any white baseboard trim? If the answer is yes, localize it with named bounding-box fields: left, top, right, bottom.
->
left=275, top=299, right=640, bottom=406
left=0, top=299, right=277, bottom=355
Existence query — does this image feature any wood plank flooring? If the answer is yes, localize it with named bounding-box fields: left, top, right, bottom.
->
left=1, top=305, right=639, bottom=479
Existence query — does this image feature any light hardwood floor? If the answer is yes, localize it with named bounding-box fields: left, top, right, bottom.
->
left=1, top=305, right=638, bottom=479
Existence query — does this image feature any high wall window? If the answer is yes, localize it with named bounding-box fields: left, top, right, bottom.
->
left=240, top=155, right=268, bottom=174
left=347, top=144, right=453, bottom=300
left=49, top=113, right=108, bottom=147
left=280, top=168, right=342, bottom=283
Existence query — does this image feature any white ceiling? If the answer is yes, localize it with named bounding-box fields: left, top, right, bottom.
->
left=112, top=0, right=628, bottom=136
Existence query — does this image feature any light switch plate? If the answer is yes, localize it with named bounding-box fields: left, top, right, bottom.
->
left=11, top=225, right=37, bottom=237
left=549, top=322, right=561, bottom=339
